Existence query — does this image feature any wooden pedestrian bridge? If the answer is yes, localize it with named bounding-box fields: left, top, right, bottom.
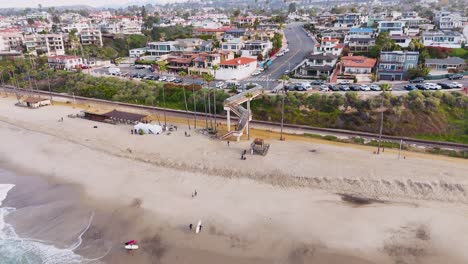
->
left=221, top=86, right=264, bottom=141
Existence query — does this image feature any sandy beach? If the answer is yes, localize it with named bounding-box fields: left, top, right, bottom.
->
left=1, top=95, right=468, bottom=263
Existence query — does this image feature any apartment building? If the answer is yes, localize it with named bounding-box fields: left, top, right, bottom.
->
left=24, top=34, right=65, bottom=56
left=0, top=31, right=24, bottom=52
left=377, top=51, right=419, bottom=81
left=221, top=37, right=244, bottom=54
left=422, top=30, right=464, bottom=48
left=79, top=29, right=103, bottom=47
left=26, top=11, right=50, bottom=20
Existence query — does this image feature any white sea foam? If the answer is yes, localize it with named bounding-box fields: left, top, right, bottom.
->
left=0, top=183, right=109, bottom=263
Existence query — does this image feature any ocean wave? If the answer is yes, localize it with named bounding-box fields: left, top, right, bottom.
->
left=0, top=183, right=102, bottom=264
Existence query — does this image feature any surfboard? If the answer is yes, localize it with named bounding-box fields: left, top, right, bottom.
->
left=195, top=220, right=202, bottom=234
left=125, top=245, right=139, bottom=250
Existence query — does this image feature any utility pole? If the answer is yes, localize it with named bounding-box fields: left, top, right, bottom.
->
left=46, top=70, right=52, bottom=103
left=280, top=92, right=285, bottom=141
left=377, top=94, right=384, bottom=154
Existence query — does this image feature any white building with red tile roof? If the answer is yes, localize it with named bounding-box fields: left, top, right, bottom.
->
left=215, top=57, right=257, bottom=80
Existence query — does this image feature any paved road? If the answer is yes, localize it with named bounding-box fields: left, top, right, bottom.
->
left=242, top=22, right=316, bottom=88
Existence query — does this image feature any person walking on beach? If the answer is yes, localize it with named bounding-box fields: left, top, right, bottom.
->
left=227, top=141, right=230, bottom=147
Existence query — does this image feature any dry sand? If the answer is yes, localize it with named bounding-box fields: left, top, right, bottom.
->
left=1, top=96, right=468, bottom=263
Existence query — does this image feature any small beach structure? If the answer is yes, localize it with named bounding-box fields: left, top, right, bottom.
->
left=134, top=122, right=162, bottom=135
left=82, top=109, right=148, bottom=124
left=251, top=138, right=270, bottom=156
left=19, top=97, right=51, bottom=108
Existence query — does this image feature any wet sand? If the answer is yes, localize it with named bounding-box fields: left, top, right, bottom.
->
left=1, top=96, right=468, bottom=263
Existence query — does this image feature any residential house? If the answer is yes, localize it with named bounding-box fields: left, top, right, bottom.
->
left=347, top=37, right=376, bottom=52
left=187, top=52, right=222, bottom=75
left=196, top=40, right=214, bottom=52
left=339, top=54, right=377, bottom=75
left=175, top=38, right=203, bottom=53
left=425, top=57, right=465, bottom=72
left=390, top=35, right=413, bottom=48
left=234, top=17, right=256, bottom=27
left=434, top=11, right=463, bottom=30
left=26, top=11, right=50, bottom=20
left=146, top=41, right=176, bottom=57
left=377, top=51, right=419, bottom=81
left=79, top=29, right=103, bottom=47
left=166, top=57, right=193, bottom=73
left=241, top=40, right=272, bottom=59
left=422, top=30, right=464, bottom=48
left=24, top=34, right=65, bottom=56
left=334, top=13, right=367, bottom=28
left=47, top=55, right=83, bottom=70
left=294, top=53, right=338, bottom=79
left=192, top=26, right=231, bottom=39
left=129, top=48, right=147, bottom=58
left=221, top=37, right=244, bottom=54
left=316, top=37, right=343, bottom=56
left=215, top=57, right=257, bottom=80
left=225, top=28, right=247, bottom=38
left=377, top=21, right=406, bottom=35
left=344, top=28, right=376, bottom=42
left=320, top=28, right=348, bottom=40
left=62, top=23, right=90, bottom=33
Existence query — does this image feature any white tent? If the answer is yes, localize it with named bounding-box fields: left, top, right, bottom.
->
left=134, top=123, right=163, bottom=135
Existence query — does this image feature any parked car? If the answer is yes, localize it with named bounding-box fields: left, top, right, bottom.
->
left=173, top=78, right=183, bottom=83
left=338, top=80, right=351, bottom=85
left=276, top=51, right=285, bottom=57
left=404, top=84, right=417, bottom=91
left=329, top=84, right=339, bottom=91
left=167, top=77, right=176, bottom=82
left=295, top=84, right=308, bottom=91
left=339, top=85, right=350, bottom=91
left=426, top=83, right=441, bottom=90
left=450, top=82, right=462, bottom=88
left=286, top=84, right=296, bottom=91
left=416, top=84, right=430, bottom=90
left=194, top=80, right=205, bottom=85
left=158, top=76, right=167, bottom=81
left=319, top=85, right=329, bottom=92
left=284, top=70, right=290, bottom=75
left=148, top=76, right=158, bottom=80
left=251, top=71, right=261, bottom=76
left=360, top=85, right=370, bottom=91
left=448, top=74, right=463, bottom=80
left=350, top=85, right=360, bottom=91
left=370, top=84, right=381, bottom=91
left=135, top=65, right=146, bottom=69
left=410, top=77, right=425, bottom=83
left=437, top=82, right=451, bottom=89
left=311, top=80, right=324, bottom=85
left=215, top=81, right=224, bottom=88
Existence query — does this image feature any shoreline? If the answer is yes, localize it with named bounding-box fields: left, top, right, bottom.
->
left=1, top=96, right=468, bottom=263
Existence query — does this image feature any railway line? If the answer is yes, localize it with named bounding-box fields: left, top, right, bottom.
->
left=2, top=85, right=467, bottom=151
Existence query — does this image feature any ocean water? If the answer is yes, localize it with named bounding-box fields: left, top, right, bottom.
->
left=0, top=181, right=98, bottom=264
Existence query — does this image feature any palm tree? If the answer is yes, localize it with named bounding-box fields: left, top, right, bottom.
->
left=158, top=61, right=168, bottom=127
left=179, top=71, right=191, bottom=130
left=279, top=75, right=289, bottom=140
left=202, top=73, right=215, bottom=130
left=244, top=92, right=254, bottom=140
left=212, top=64, right=220, bottom=132
left=191, top=72, right=198, bottom=128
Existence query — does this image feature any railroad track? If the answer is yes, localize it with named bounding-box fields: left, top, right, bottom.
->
left=2, top=86, right=467, bottom=151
